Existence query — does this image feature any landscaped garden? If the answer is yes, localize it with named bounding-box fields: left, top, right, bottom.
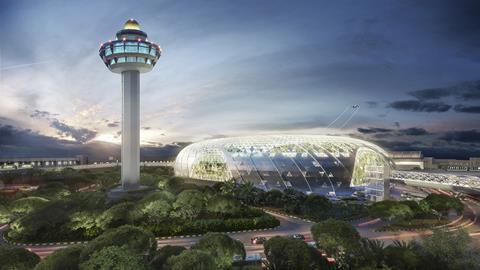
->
left=0, top=167, right=278, bottom=243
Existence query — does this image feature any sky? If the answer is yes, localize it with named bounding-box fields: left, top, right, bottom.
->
left=0, top=0, right=480, bottom=160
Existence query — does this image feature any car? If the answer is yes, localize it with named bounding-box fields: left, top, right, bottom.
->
left=290, top=234, right=305, bottom=240
left=251, top=236, right=266, bottom=245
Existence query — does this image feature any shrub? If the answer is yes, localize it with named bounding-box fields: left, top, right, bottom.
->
left=34, top=245, right=83, bottom=270
left=165, top=250, right=216, bottom=270
left=79, top=246, right=148, bottom=270
left=192, top=233, right=246, bottom=269
left=0, top=246, right=40, bottom=270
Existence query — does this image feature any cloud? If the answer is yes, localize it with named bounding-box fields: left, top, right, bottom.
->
left=29, top=110, right=57, bottom=119
left=453, top=104, right=480, bottom=113
left=388, top=100, right=451, bottom=112
left=397, top=127, right=429, bottom=136
left=408, top=80, right=480, bottom=101
left=365, top=101, right=378, bottom=108
left=50, top=119, right=97, bottom=143
left=107, top=121, right=119, bottom=127
left=0, top=124, right=185, bottom=161
left=142, top=127, right=151, bottom=130
left=357, top=127, right=393, bottom=134
left=408, top=88, right=453, bottom=100
left=440, top=130, right=480, bottom=143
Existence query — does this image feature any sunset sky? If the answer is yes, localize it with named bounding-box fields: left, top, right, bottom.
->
left=1, top=0, right=480, bottom=159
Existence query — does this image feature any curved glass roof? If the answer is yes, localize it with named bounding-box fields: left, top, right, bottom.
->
left=174, top=135, right=393, bottom=195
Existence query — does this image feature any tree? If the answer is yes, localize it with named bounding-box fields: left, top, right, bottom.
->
left=96, top=202, right=141, bottom=230
left=422, top=194, right=463, bottom=218
left=141, top=200, right=172, bottom=224
left=311, top=219, right=361, bottom=268
left=417, top=229, right=480, bottom=270
left=192, top=233, right=245, bottom=269
left=0, top=246, right=40, bottom=270
left=10, top=196, right=49, bottom=217
left=358, top=238, right=385, bottom=269
left=165, top=250, right=216, bottom=270
left=205, top=195, right=242, bottom=217
left=263, top=189, right=283, bottom=208
left=80, top=225, right=157, bottom=262
left=263, top=236, right=314, bottom=270
left=149, top=245, right=186, bottom=270
left=302, top=194, right=331, bottom=218
left=79, top=246, right=148, bottom=270
left=34, top=245, right=83, bottom=270
left=369, top=201, right=414, bottom=221
left=383, top=241, right=420, bottom=270
left=281, top=188, right=306, bottom=214
left=171, top=189, right=204, bottom=220
left=68, top=211, right=102, bottom=238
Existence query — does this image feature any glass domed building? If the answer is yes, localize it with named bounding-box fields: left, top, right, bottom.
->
left=174, top=135, right=393, bottom=200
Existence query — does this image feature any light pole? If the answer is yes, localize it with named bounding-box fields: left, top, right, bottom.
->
left=99, top=19, right=161, bottom=190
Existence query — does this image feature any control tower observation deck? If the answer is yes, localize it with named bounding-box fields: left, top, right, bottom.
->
left=99, top=19, right=161, bottom=189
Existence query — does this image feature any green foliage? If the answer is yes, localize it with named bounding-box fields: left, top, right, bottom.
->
left=165, top=250, right=216, bottom=270
left=27, top=182, right=71, bottom=200
left=369, top=201, right=414, bottom=221
left=79, top=246, right=148, bottom=270
left=281, top=188, right=306, bottom=214
left=171, top=189, right=204, bottom=220
left=417, top=229, right=480, bottom=270
left=302, top=194, right=332, bottom=218
left=142, top=200, right=172, bottom=224
left=34, top=245, right=83, bottom=270
left=96, top=202, right=141, bottom=230
left=206, top=195, right=242, bottom=217
left=263, top=189, right=283, bottom=208
left=10, top=196, right=49, bottom=216
left=263, top=236, right=315, bottom=270
left=0, top=246, right=40, bottom=270
left=383, top=241, right=420, bottom=270
left=192, top=233, right=246, bottom=269
left=80, top=225, right=157, bottom=262
left=150, top=245, right=186, bottom=270
left=68, top=211, right=102, bottom=238
left=422, top=194, right=464, bottom=217
left=311, top=219, right=361, bottom=256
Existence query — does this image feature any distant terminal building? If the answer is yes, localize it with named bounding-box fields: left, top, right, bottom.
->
left=389, top=151, right=480, bottom=172
left=0, top=155, right=88, bottom=170
left=175, top=135, right=392, bottom=201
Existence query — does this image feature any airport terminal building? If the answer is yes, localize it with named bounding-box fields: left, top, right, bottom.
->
left=175, top=135, right=392, bottom=201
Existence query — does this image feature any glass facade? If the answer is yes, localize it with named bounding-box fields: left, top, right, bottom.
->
left=99, top=40, right=161, bottom=69
left=174, top=135, right=393, bottom=197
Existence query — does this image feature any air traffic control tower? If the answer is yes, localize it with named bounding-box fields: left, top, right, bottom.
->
left=99, top=19, right=161, bottom=190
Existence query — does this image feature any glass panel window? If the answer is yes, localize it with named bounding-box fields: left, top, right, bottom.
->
left=137, top=57, right=145, bottom=63
left=127, top=57, right=136, bottom=62
left=149, top=48, right=157, bottom=56
left=139, top=45, right=149, bottom=54
left=125, top=42, right=138, bottom=53
left=146, top=59, right=152, bottom=65
left=117, top=57, right=126, bottom=63
left=109, top=58, right=116, bottom=65
left=105, top=47, right=112, bottom=56
left=113, top=44, right=124, bottom=53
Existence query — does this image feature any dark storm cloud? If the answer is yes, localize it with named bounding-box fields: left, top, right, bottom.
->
left=453, top=104, right=480, bottom=113
left=388, top=100, right=451, bottom=112
left=50, top=120, right=97, bottom=143
left=397, top=127, right=429, bottom=136
left=408, top=80, right=480, bottom=101
left=357, top=127, right=393, bottom=134
left=440, top=130, right=480, bottom=143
